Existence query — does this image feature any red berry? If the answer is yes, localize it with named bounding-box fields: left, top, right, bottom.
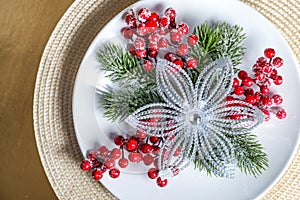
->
left=170, top=29, right=182, bottom=43
left=245, top=95, right=256, bottom=104
left=177, top=22, right=189, bottom=35
left=125, top=14, right=137, bottom=28
left=255, top=72, right=265, bottom=82
left=158, top=28, right=168, bottom=35
left=242, top=77, right=254, bottom=87
left=272, top=94, right=283, bottom=105
left=144, top=60, right=154, bottom=71
left=92, top=169, right=103, bottom=181
left=126, top=138, right=138, bottom=151
left=186, top=57, right=198, bottom=69
left=136, top=129, right=147, bottom=139
left=158, top=16, right=170, bottom=28
left=134, top=37, right=145, bottom=49
left=150, top=136, right=159, bottom=144
left=158, top=38, right=169, bottom=48
left=114, top=135, right=125, bottom=146
left=137, top=8, right=151, bottom=22
left=104, top=158, right=115, bottom=169
left=88, top=151, right=97, bottom=160
left=256, top=57, right=267, bottom=66
left=272, top=57, right=283, bottom=68
left=127, top=44, right=136, bottom=56
left=111, top=148, right=121, bottom=159
left=149, top=42, right=159, bottom=51
left=140, top=143, right=153, bottom=154
left=157, top=177, right=168, bottom=187
left=152, top=145, right=161, bottom=155
left=143, top=154, right=154, bottom=165
left=238, top=70, right=248, bottom=80
left=232, top=78, right=239, bottom=87
left=149, top=12, right=159, bottom=22
left=262, top=63, right=273, bottom=74
left=136, top=49, right=147, bottom=58
left=148, top=168, right=159, bottom=179
left=274, top=75, right=283, bottom=85
left=118, top=158, right=129, bottom=168
left=188, top=34, right=198, bottom=46
left=244, top=88, right=254, bottom=96
left=260, top=85, right=270, bottom=94
left=137, top=23, right=148, bottom=36
left=276, top=109, right=287, bottom=119
left=176, top=44, right=189, bottom=56
left=270, top=69, right=278, bottom=79
left=121, top=27, right=133, bottom=39
left=264, top=48, right=276, bottom=59
left=234, top=86, right=245, bottom=96
left=109, top=168, right=120, bottom=178
left=98, top=146, right=109, bottom=157
left=254, top=92, right=262, bottom=102
left=81, top=160, right=91, bottom=171
left=164, top=53, right=176, bottom=62
left=148, top=33, right=160, bottom=43
left=128, top=152, right=143, bottom=163
left=148, top=50, right=158, bottom=58
left=173, top=59, right=184, bottom=68
left=165, top=7, right=176, bottom=19
left=262, top=96, right=273, bottom=107
left=145, top=20, right=158, bottom=33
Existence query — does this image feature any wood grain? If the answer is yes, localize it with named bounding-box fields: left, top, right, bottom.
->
left=0, top=0, right=73, bottom=199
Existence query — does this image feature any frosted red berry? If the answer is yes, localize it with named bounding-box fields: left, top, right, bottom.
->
left=178, top=22, right=189, bottom=35
left=158, top=38, right=169, bottom=48
left=186, top=57, right=198, bottom=69
left=81, top=160, right=91, bottom=171
left=157, top=177, right=168, bottom=187
left=245, top=95, right=256, bottom=104
left=170, top=29, right=182, bottom=43
left=136, top=49, right=147, bottom=58
left=99, top=146, right=109, bottom=157
left=137, top=8, right=151, bottom=22
left=148, top=168, right=159, bottom=179
left=188, top=34, right=198, bottom=46
left=176, top=43, right=189, bottom=56
left=104, top=158, right=115, bottom=169
left=118, top=158, right=129, bottom=168
left=144, top=60, right=154, bottom=71
left=111, top=148, right=121, bottom=159
left=272, top=57, right=283, bottom=68
left=262, top=63, right=273, bottom=74
left=137, top=23, right=148, bottom=36
left=143, top=154, right=154, bottom=165
left=109, top=168, right=120, bottom=178
left=136, top=129, right=147, bottom=139
left=128, top=152, right=143, bottom=163
left=125, top=14, right=137, bottom=28
left=274, top=75, right=283, bottom=85
left=276, top=109, right=287, bottom=119
left=148, top=33, right=160, bottom=43
left=164, top=53, right=176, bottom=62
left=262, top=97, right=273, bottom=107
left=272, top=94, right=283, bottom=105
left=159, top=16, right=170, bottom=28
left=270, top=69, right=278, bottom=79
left=264, top=48, right=275, bottom=59
left=260, top=85, right=270, bottom=94
left=134, top=37, right=145, bottom=49
left=165, top=7, right=176, bottom=19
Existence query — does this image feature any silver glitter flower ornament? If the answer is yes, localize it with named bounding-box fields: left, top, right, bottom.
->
left=126, top=58, right=264, bottom=179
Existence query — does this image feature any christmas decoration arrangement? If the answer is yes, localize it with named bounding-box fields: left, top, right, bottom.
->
left=80, top=7, right=287, bottom=187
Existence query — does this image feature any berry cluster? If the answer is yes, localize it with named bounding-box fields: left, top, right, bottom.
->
left=81, top=128, right=181, bottom=187
left=121, top=7, right=199, bottom=71
left=228, top=48, right=286, bottom=121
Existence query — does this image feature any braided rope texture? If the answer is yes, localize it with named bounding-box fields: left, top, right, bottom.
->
left=33, top=0, right=300, bottom=199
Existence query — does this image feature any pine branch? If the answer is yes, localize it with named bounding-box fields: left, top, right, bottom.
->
left=97, top=44, right=156, bottom=88
left=189, top=22, right=246, bottom=71
left=99, top=87, right=162, bottom=122
left=193, top=133, right=269, bottom=177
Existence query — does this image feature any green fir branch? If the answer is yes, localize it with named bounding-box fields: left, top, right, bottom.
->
left=190, top=22, right=246, bottom=71
left=193, top=133, right=269, bottom=177
left=97, top=44, right=156, bottom=88
left=99, top=87, right=162, bottom=122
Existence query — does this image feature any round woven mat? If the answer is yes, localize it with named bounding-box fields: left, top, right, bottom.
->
left=33, top=0, right=300, bottom=199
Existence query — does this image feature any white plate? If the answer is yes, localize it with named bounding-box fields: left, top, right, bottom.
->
left=72, top=0, right=300, bottom=199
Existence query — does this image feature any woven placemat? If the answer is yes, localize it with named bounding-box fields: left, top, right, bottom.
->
left=33, top=0, right=300, bottom=199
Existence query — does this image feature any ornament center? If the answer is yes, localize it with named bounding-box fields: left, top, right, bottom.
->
left=189, top=112, right=202, bottom=125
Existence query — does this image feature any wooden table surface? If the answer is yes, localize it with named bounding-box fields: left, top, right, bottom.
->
left=0, top=0, right=74, bottom=199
